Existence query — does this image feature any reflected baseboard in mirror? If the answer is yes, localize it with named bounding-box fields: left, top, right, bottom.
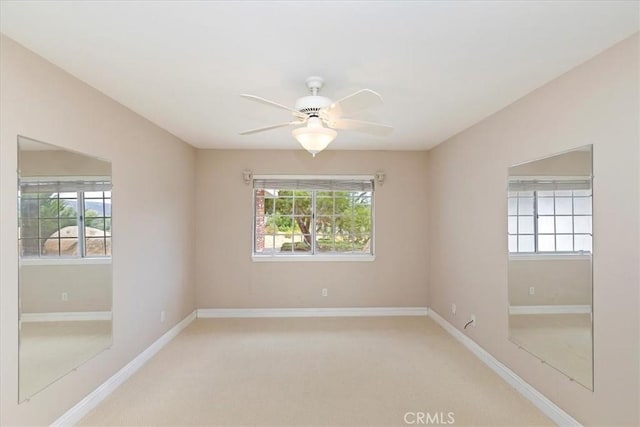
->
left=507, top=144, right=593, bottom=390
left=17, top=136, right=113, bottom=401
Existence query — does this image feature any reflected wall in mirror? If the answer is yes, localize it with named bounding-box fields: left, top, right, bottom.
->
left=507, top=145, right=593, bottom=390
left=18, top=136, right=113, bottom=401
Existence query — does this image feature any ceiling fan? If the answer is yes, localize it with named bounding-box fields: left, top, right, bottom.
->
left=239, top=76, right=392, bottom=156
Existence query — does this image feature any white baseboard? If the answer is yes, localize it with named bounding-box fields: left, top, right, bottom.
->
left=197, top=307, right=429, bottom=318
left=20, top=311, right=112, bottom=323
left=428, top=309, right=581, bottom=427
left=51, top=310, right=197, bottom=427
left=509, top=305, right=591, bottom=315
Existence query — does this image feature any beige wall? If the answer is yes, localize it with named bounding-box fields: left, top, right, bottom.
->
left=509, top=149, right=591, bottom=176
left=0, top=35, right=196, bottom=425
left=20, top=148, right=112, bottom=177
left=427, top=33, right=639, bottom=426
left=195, top=150, right=429, bottom=309
left=508, top=258, right=591, bottom=306
left=20, top=263, right=112, bottom=313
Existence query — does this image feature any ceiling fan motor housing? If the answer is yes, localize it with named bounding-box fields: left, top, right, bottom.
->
left=295, top=95, right=332, bottom=117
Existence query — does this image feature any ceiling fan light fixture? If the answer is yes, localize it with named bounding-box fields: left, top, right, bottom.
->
left=292, top=117, right=337, bottom=157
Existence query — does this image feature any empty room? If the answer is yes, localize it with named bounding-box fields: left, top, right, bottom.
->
left=0, top=1, right=638, bottom=426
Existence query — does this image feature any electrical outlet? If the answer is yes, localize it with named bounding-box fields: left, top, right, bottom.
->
left=529, top=286, right=535, bottom=295
left=160, top=310, right=166, bottom=323
left=322, top=288, right=328, bottom=297
left=451, top=303, right=456, bottom=315
left=61, top=292, right=68, bottom=301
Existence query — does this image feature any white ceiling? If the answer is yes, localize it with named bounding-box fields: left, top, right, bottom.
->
left=1, top=1, right=638, bottom=151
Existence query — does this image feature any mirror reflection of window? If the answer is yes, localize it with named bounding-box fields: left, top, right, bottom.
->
left=19, top=179, right=112, bottom=258
left=508, top=179, right=592, bottom=254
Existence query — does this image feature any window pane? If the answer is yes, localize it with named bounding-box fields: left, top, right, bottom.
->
left=316, top=235, right=333, bottom=252
left=537, top=197, right=554, bottom=215
left=508, top=216, right=517, bottom=234
left=86, top=216, right=106, bottom=232
left=537, top=216, right=554, bottom=233
left=556, top=216, right=573, bottom=233
left=555, top=197, right=572, bottom=214
left=39, top=219, right=59, bottom=238
left=20, top=239, right=40, bottom=256
left=507, top=198, right=518, bottom=215
left=104, top=237, right=112, bottom=256
left=292, top=235, right=311, bottom=252
left=86, top=237, right=108, bottom=256
left=556, top=235, right=573, bottom=252
left=316, top=197, right=334, bottom=215
left=574, top=235, right=592, bottom=252
left=275, top=198, right=293, bottom=215
left=83, top=191, right=105, bottom=198
left=538, top=235, right=555, bottom=252
left=574, top=216, right=592, bottom=234
left=20, top=218, right=39, bottom=238
left=518, top=197, right=534, bottom=215
left=85, top=200, right=106, bottom=216
left=518, top=235, right=534, bottom=252
left=293, top=196, right=311, bottom=215
left=259, top=234, right=276, bottom=253
left=277, top=234, right=293, bottom=252
left=573, top=197, right=592, bottom=215
left=316, top=216, right=334, bottom=234
left=555, top=190, right=572, bottom=197
left=518, top=216, right=534, bottom=234
left=537, top=190, right=554, bottom=197
left=573, top=189, right=591, bottom=197
left=20, top=198, right=39, bottom=218
left=49, top=237, right=79, bottom=256
left=508, top=235, right=517, bottom=253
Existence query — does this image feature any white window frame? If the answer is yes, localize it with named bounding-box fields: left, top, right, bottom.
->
left=252, top=175, right=375, bottom=262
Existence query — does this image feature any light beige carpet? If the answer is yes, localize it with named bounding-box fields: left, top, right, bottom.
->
left=80, top=317, right=552, bottom=426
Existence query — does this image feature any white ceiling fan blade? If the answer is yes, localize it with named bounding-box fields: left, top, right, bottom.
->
left=239, top=121, right=303, bottom=135
left=240, top=94, right=306, bottom=119
left=328, top=118, right=393, bottom=136
left=326, top=89, right=383, bottom=116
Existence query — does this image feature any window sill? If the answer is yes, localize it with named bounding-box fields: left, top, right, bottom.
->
left=252, top=254, right=375, bottom=263
left=509, top=253, right=591, bottom=261
left=20, top=257, right=112, bottom=266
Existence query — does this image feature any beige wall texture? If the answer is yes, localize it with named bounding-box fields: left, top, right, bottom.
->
left=19, top=147, right=112, bottom=177
left=195, top=149, right=429, bottom=309
left=509, top=149, right=591, bottom=176
left=20, top=263, right=112, bottom=313
left=508, top=258, right=591, bottom=306
left=0, top=35, right=196, bottom=425
left=427, top=34, right=639, bottom=426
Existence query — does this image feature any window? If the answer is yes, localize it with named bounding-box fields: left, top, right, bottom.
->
left=253, top=176, right=374, bottom=258
left=508, top=178, right=592, bottom=254
left=19, top=178, right=112, bottom=258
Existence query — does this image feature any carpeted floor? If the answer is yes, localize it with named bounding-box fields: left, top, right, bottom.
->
left=79, top=316, right=553, bottom=426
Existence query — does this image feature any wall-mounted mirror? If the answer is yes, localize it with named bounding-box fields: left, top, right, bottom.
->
left=18, top=136, right=113, bottom=401
left=507, top=145, right=593, bottom=390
